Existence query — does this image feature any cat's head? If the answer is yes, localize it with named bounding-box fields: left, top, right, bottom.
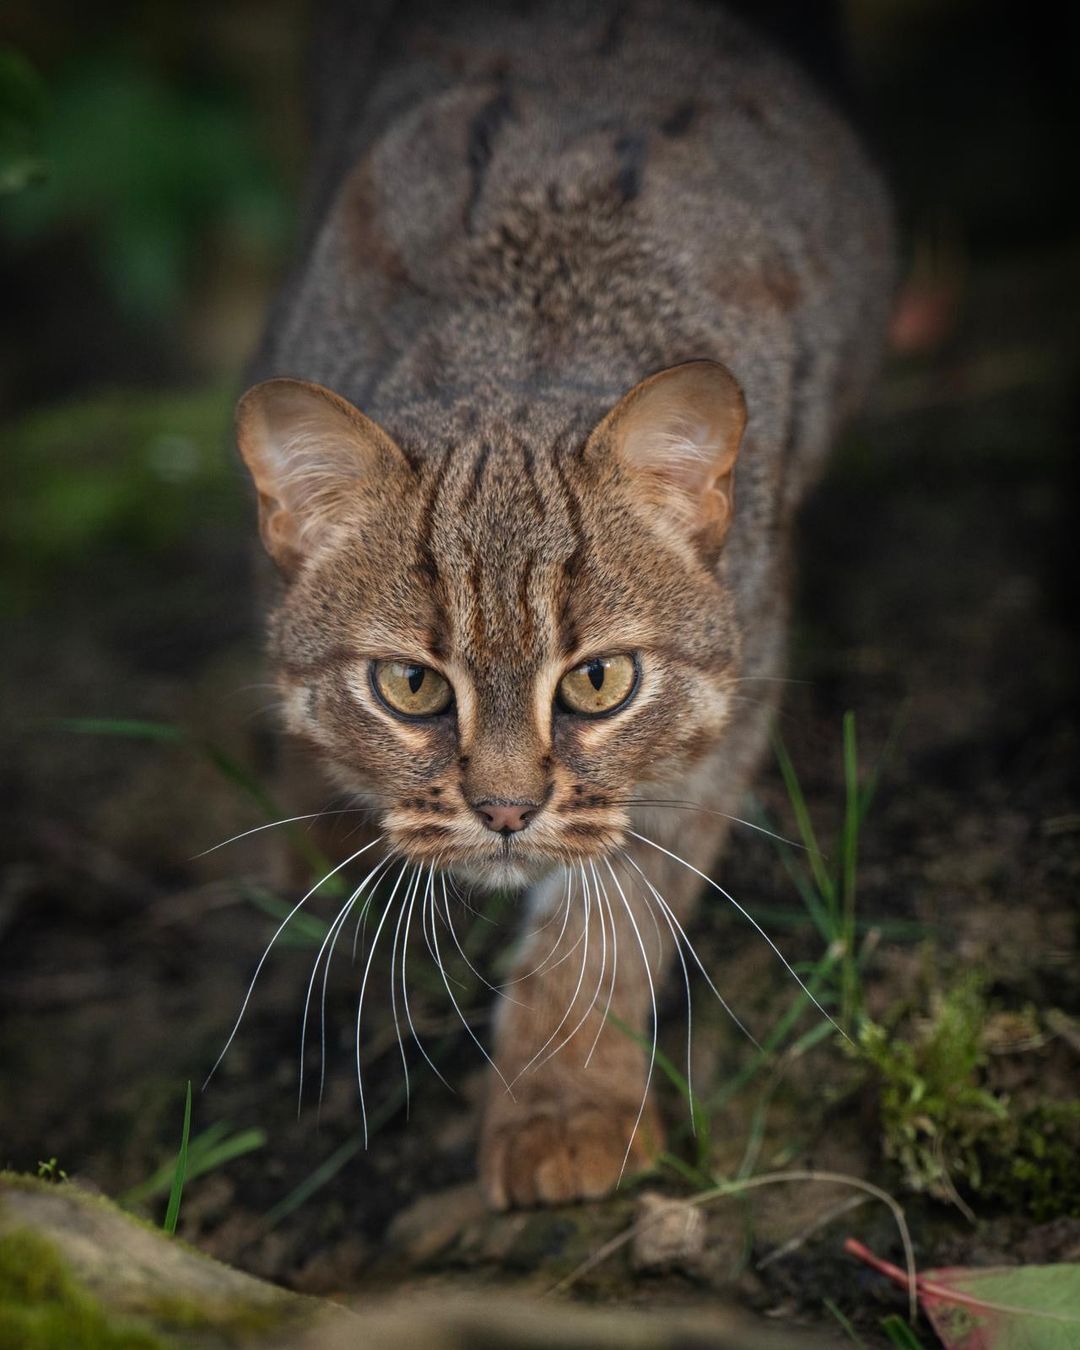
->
left=237, top=362, right=745, bottom=889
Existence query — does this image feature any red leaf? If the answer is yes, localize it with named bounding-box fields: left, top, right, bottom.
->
left=845, top=1239, right=1080, bottom=1349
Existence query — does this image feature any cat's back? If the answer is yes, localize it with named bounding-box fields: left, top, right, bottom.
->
left=264, top=0, right=891, bottom=501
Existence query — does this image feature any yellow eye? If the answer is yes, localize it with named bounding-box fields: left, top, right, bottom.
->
left=372, top=660, right=453, bottom=718
left=557, top=653, right=638, bottom=716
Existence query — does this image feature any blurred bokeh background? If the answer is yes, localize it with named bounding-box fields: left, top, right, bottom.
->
left=1, top=0, right=1078, bottom=1339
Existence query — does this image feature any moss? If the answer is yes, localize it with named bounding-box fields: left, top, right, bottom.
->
left=857, top=979, right=1080, bottom=1221
left=858, top=975, right=1007, bottom=1200
left=975, top=1101, right=1080, bottom=1220
left=0, top=1228, right=162, bottom=1350
left=141, top=1292, right=302, bottom=1341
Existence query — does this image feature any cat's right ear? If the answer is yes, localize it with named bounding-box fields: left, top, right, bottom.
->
left=585, top=360, right=747, bottom=561
left=236, top=378, right=410, bottom=575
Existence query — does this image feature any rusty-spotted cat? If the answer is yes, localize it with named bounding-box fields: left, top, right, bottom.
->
left=233, top=0, right=892, bottom=1209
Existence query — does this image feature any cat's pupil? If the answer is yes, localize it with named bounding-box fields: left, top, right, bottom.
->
left=587, top=659, right=605, bottom=691
left=406, top=665, right=425, bottom=694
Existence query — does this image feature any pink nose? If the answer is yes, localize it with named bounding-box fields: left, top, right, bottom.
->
left=474, top=801, right=537, bottom=834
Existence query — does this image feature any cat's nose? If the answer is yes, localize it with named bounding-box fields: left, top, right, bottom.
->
left=473, top=800, right=537, bottom=834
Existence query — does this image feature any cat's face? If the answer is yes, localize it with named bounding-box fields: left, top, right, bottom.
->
left=239, top=363, right=745, bottom=888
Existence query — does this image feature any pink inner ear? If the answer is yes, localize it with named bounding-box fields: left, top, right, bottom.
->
left=606, top=361, right=746, bottom=533
left=235, top=377, right=408, bottom=572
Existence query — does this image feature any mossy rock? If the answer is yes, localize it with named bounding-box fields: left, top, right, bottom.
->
left=0, top=1173, right=343, bottom=1348
left=0, top=1174, right=847, bottom=1349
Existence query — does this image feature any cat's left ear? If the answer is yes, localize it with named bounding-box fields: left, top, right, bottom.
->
left=587, top=360, right=746, bottom=557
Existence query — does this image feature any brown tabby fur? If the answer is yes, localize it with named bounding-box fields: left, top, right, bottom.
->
left=237, top=0, right=893, bottom=1209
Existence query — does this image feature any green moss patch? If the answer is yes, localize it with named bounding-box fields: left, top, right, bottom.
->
left=0, top=1227, right=162, bottom=1350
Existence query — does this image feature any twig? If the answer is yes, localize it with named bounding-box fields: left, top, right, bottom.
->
left=755, top=1193, right=867, bottom=1270
left=549, top=1169, right=918, bottom=1323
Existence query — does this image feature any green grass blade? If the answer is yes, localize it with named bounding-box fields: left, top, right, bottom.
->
left=841, top=711, right=859, bottom=917
left=240, top=882, right=331, bottom=947
left=51, top=716, right=186, bottom=744
left=880, top=1315, right=927, bottom=1349
left=824, top=1298, right=868, bottom=1346
left=163, top=1081, right=192, bottom=1235
left=771, top=726, right=836, bottom=912
left=53, top=716, right=341, bottom=889
left=657, top=1150, right=711, bottom=1189
left=709, top=945, right=841, bottom=1111
left=121, top=1119, right=230, bottom=1207
left=840, top=711, right=860, bottom=1026
left=122, top=1120, right=265, bottom=1210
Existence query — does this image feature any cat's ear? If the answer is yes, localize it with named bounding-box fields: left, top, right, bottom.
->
left=587, top=361, right=746, bottom=556
left=236, top=378, right=409, bottom=575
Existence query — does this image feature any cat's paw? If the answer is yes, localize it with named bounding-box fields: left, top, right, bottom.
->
left=479, top=1098, right=662, bottom=1210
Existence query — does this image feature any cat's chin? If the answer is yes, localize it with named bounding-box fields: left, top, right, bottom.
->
left=450, top=855, right=563, bottom=893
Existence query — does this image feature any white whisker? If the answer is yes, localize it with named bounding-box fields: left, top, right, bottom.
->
left=297, top=853, right=391, bottom=1115
left=626, top=829, right=847, bottom=1042
left=440, top=875, right=528, bottom=1005
left=193, top=808, right=369, bottom=859
left=603, top=858, right=657, bottom=1182
left=625, top=801, right=808, bottom=852
left=618, top=846, right=759, bottom=1049
left=522, top=863, right=609, bottom=1077
left=389, top=866, right=424, bottom=1113
left=501, top=868, right=582, bottom=985
left=355, top=861, right=412, bottom=1145
left=400, top=866, right=453, bottom=1091
left=622, top=860, right=698, bottom=1132
left=430, top=873, right=514, bottom=1095
left=584, top=861, right=618, bottom=1067
left=508, top=865, right=593, bottom=1086
left=204, top=837, right=383, bottom=1090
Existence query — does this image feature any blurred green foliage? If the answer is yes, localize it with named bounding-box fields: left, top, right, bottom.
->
left=1, top=383, right=241, bottom=613
left=0, top=46, right=48, bottom=194
left=1, top=47, right=287, bottom=320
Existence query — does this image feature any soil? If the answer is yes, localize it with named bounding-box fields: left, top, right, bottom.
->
left=2, top=7, right=1078, bottom=1347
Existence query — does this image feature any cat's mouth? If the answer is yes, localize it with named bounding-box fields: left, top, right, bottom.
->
left=392, top=830, right=624, bottom=893
left=382, top=797, right=631, bottom=892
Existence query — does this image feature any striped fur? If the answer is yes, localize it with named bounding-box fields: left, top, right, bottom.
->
left=240, top=0, right=893, bottom=1208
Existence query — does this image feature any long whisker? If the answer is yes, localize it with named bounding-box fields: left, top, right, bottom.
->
left=430, top=873, right=514, bottom=1095
left=523, top=863, right=609, bottom=1077
left=296, top=853, right=391, bottom=1114
left=400, top=865, right=454, bottom=1091
left=617, top=846, right=759, bottom=1049
left=626, top=829, right=848, bottom=1042
left=603, top=858, right=657, bottom=1182
left=504, top=869, right=585, bottom=988
left=440, top=875, right=528, bottom=1006
left=584, top=861, right=618, bottom=1067
left=508, top=865, right=592, bottom=1086
left=317, top=857, right=394, bottom=1114
left=389, top=865, right=426, bottom=1114
left=193, top=807, right=374, bottom=859
left=204, top=837, right=383, bottom=1089
left=355, top=861, right=412, bottom=1145
left=622, top=860, right=698, bottom=1131
left=613, top=800, right=807, bottom=852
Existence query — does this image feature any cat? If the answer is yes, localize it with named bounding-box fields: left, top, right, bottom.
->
left=235, top=0, right=893, bottom=1209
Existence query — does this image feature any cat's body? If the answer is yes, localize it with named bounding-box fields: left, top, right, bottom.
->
left=239, top=0, right=892, bottom=1208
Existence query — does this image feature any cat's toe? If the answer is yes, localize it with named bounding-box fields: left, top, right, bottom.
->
left=480, top=1102, right=661, bottom=1210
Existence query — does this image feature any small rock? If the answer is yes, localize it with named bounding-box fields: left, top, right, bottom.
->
left=631, top=1191, right=706, bottom=1273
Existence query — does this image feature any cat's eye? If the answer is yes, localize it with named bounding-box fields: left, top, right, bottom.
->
left=557, top=653, right=638, bottom=717
left=372, top=659, right=453, bottom=718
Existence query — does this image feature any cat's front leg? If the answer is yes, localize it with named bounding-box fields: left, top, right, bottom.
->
left=479, top=822, right=721, bottom=1209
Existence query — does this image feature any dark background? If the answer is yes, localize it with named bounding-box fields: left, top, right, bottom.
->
left=2, top=1, right=1078, bottom=1340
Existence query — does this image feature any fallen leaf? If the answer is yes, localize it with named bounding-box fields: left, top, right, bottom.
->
left=845, top=1238, right=1080, bottom=1349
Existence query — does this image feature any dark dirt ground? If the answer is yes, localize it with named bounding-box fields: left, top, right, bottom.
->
left=2, top=4, right=1079, bottom=1346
